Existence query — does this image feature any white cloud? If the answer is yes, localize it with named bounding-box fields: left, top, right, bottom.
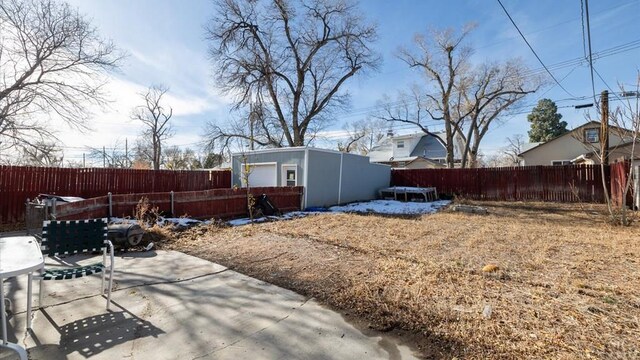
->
left=51, top=75, right=229, bottom=160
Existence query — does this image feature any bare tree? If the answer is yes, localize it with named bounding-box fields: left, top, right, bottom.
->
left=204, top=0, right=379, bottom=151
left=574, top=85, right=639, bottom=225
left=338, top=118, right=386, bottom=154
left=163, top=146, right=201, bottom=170
left=131, top=85, right=173, bottom=170
left=337, top=128, right=364, bottom=153
left=17, top=141, right=64, bottom=166
left=503, top=134, right=525, bottom=166
left=379, top=25, right=540, bottom=168
left=377, top=86, right=436, bottom=135
left=456, top=60, right=539, bottom=167
left=478, top=135, right=525, bottom=168
left=0, top=0, right=122, bottom=158
left=385, top=26, right=474, bottom=168
left=604, top=80, right=639, bottom=226
left=479, top=153, right=503, bottom=168
left=88, top=139, right=131, bottom=168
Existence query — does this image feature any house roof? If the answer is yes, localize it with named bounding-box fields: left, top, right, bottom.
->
left=381, top=156, right=419, bottom=162
left=409, top=133, right=446, bottom=158
left=369, top=131, right=451, bottom=162
left=376, top=156, right=444, bottom=168
left=391, top=133, right=425, bottom=140
left=230, top=147, right=391, bottom=170
left=570, top=139, right=640, bottom=162
left=611, top=140, right=640, bottom=149
left=406, top=156, right=445, bottom=167
left=521, top=142, right=541, bottom=152
left=368, top=138, right=394, bottom=162
left=518, top=121, right=634, bottom=157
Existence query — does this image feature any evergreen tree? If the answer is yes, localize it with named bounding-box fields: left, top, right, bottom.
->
left=527, top=99, right=568, bottom=142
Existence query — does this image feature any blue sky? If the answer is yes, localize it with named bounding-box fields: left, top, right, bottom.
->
left=60, top=0, right=640, bottom=163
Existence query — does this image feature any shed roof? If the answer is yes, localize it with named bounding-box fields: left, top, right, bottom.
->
left=231, top=146, right=378, bottom=161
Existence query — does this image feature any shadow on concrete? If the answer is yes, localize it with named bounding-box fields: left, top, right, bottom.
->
left=5, top=250, right=431, bottom=359
left=110, top=257, right=416, bottom=359
left=31, top=301, right=163, bottom=358
left=117, top=250, right=157, bottom=258
left=1, top=278, right=22, bottom=344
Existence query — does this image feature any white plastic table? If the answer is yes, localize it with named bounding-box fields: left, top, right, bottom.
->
left=0, top=236, right=44, bottom=360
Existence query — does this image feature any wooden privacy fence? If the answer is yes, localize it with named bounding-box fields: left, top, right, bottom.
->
left=54, top=186, right=304, bottom=221
left=610, top=161, right=633, bottom=207
left=0, top=166, right=231, bottom=224
left=391, top=165, right=608, bottom=203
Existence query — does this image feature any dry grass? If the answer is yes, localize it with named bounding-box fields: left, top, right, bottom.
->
left=162, top=201, right=640, bottom=359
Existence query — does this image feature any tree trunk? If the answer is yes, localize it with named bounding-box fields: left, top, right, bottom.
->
left=293, top=132, right=304, bottom=146
left=444, top=122, right=454, bottom=168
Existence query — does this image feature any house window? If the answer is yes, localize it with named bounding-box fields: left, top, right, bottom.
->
left=286, top=170, right=296, bottom=186
left=396, top=140, right=405, bottom=149
left=281, top=164, right=297, bottom=186
left=551, top=160, right=572, bottom=166
left=584, top=128, right=599, bottom=143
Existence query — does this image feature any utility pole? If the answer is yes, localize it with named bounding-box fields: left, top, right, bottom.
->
left=125, top=138, right=129, bottom=168
left=103, top=146, right=106, bottom=168
left=600, top=90, right=609, bottom=165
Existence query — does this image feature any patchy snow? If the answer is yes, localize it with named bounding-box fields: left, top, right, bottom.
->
left=227, top=211, right=321, bottom=226
left=227, top=217, right=269, bottom=226
left=111, top=212, right=320, bottom=228
left=109, top=217, right=139, bottom=225
left=160, top=217, right=203, bottom=227
left=329, top=200, right=450, bottom=215
left=109, top=200, right=449, bottom=229
left=110, top=216, right=209, bottom=228
left=383, top=186, right=437, bottom=191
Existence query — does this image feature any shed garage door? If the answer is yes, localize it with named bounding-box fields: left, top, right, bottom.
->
left=243, top=163, right=277, bottom=187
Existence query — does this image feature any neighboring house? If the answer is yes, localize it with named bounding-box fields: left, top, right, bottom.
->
left=573, top=140, right=640, bottom=165
left=368, top=132, right=457, bottom=168
left=231, top=147, right=390, bottom=209
left=519, top=121, right=635, bottom=166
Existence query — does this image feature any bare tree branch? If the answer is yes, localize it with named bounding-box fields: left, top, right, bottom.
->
left=379, top=25, right=542, bottom=168
left=131, top=85, right=173, bottom=170
left=336, top=118, right=386, bottom=154
left=0, top=0, right=123, bottom=161
left=204, top=0, right=379, bottom=150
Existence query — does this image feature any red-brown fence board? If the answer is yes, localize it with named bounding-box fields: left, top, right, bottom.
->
left=391, top=165, right=609, bottom=203
left=0, top=166, right=231, bottom=224
left=55, top=186, right=303, bottom=221
left=610, top=161, right=633, bottom=207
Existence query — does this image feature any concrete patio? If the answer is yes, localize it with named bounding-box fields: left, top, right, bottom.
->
left=1, top=250, right=419, bottom=359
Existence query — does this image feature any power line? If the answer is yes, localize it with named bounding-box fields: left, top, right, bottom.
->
left=580, top=0, right=588, bottom=60
left=524, top=39, right=640, bottom=76
left=593, top=67, right=618, bottom=98
left=382, top=0, right=637, bottom=77
left=497, top=0, right=576, bottom=97
left=583, top=0, right=598, bottom=108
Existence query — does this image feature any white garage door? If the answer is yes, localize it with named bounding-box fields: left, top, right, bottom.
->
left=242, top=163, right=277, bottom=187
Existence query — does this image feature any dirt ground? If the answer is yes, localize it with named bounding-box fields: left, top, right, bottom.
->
left=156, top=201, right=640, bottom=359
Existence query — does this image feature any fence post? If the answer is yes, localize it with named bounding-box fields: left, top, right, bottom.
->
left=170, top=191, right=175, bottom=216
left=25, top=199, right=31, bottom=235
left=108, top=192, right=112, bottom=219
left=51, top=198, right=57, bottom=219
